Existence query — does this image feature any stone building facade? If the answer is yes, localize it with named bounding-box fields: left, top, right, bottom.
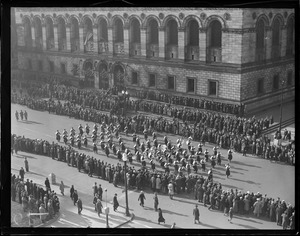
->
left=12, top=7, right=295, bottom=113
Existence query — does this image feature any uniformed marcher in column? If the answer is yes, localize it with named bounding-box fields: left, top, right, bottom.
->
left=225, top=163, right=231, bottom=178
left=228, top=149, right=233, bottom=162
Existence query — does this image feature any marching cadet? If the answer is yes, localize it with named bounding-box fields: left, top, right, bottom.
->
left=85, top=124, right=90, bottom=135
left=77, top=138, right=81, bottom=149
left=192, top=160, right=198, bottom=173
left=200, top=159, right=206, bottom=171
left=78, top=124, right=83, bottom=136
left=217, top=151, right=222, bottom=165
left=112, top=144, right=117, bottom=155
left=132, top=132, right=137, bottom=142
left=56, top=130, right=61, bottom=142
left=63, top=134, right=68, bottom=145
left=197, top=143, right=203, bottom=154
left=83, top=136, right=88, bottom=148
left=204, top=149, right=209, bottom=162
left=152, top=131, right=157, bottom=140
left=105, top=145, right=110, bottom=157
left=70, top=127, right=75, bottom=136
left=90, top=142, right=96, bottom=154
left=93, top=123, right=98, bottom=133
left=70, top=136, right=75, bottom=147
left=63, top=129, right=68, bottom=136
left=213, top=146, right=218, bottom=156
left=143, top=128, right=148, bottom=140
left=225, top=163, right=231, bottom=178
left=210, top=155, right=216, bottom=168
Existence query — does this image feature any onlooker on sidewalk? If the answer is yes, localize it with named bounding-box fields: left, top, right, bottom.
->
left=193, top=205, right=200, bottom=224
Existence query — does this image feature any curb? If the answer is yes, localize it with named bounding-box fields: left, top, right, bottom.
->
left=114, top=213, right=135, bottom=228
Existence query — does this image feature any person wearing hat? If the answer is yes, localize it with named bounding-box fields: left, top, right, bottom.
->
left=96, top=199, right=103, bottom=217
left=113, top=193, right=119, bottom=212
left=138, top=191, right=146, bottom=207
left=193, top=205, right=200, bottom=224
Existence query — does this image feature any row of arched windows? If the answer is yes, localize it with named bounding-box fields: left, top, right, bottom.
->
left=21, top=13, right=294, bottom=62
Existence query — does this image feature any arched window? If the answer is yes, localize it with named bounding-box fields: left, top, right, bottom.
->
left=45, top=17, right=54, bottom=50
left=34, top=18, right=42, bottom=49
left=130, top=18, right=140, bottom=43
left=83, top=17, right=93, bottom=53
left=286, top=17, right=294, bottom=56
left=114, top=18, right=124, bottom=43
left=57, top=18, right=66, bottom=51
left=70, top=17, right=79, bottom=52
left=207, top=20, right=222, bottom=62
left=98, top=63, right=109, bottom=89
left=256, top=19, right=265, bottom=61
left=23, top=17, right=32, bottom=48
left=187, top=20, right=199, bottom=46
left=148, top=19, right=158, bottom=44
left=98, top=19, right=108, bottom=42
left=209, top=20, right=222, bottom=48
left=271, top=18, right=281, bottom=59
left=186, top=19, right=200, bottom=61
left=166, top=19, right=178, bottom=45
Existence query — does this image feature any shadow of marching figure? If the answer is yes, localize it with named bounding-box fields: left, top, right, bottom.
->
left=19, top=120, right=43, bottom=125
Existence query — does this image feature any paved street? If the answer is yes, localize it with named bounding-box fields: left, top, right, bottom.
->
left=11, top=103, right=294, bottom=229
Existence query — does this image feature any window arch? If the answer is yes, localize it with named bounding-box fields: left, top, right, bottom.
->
left=113, top=18, right=124, bottom=43
left=187, top=19, right=199, bottom=46
left=166, top=19, right=178, bottom=45
left=130, top=18, right=141, bottom=43
left=70, top=17, right=79, bottom=52
left=208, top=20, right=222, bottom=48
left=147, top=18, right=158, bottom=44
left=98, top=18, right=108, bottom=42
left=286, top=17, right=294, bottom=56
left=34, top=17, right=42, bottom=49
left=45, top=17, right=54, bottom=50
left=256, top=19, right=265, bottom=61
left=83, top=17, right=93, bottom=53
left=23, top=17, right=32, bottom=48
left=271, top=17, right=281, bottom=59
left=207, top=19, right=222, bottom=62
left=57, top=17, right=66, bottom=51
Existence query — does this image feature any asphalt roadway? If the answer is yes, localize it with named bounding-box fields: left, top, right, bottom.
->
left=11, top=103, right=294, bottom=229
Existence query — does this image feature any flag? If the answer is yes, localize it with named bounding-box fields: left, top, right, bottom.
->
left=84, top=31, right=93, bottom=45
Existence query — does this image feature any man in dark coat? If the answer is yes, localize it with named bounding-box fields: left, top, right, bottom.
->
left=73, top=190, right=78, bottom=206
left=24, top=157, right=29, bottom=172
left=193, top=205, right=200, bottom=224
left=113, top=193, right=119, bottom=211
left=138, top=191, right=146, bottom=207
left=77, top=198, right=83, bottom=214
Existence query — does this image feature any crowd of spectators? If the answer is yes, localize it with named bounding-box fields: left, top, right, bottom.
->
left=11, top=132, right=295, bottom=230
left=11, top=173, right=60, bottom=224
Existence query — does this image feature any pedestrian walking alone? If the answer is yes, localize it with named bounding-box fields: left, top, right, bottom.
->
left=59, top=181, right=65, bottom=196
left=77, top=198, right=83, bottom=214
left=73, top=190, right=78, bottom=206
left=158, top=208, right=165, bottom=224
left=96, top=199, right=103, bottom=217
left=168, top=182, right=174, bottom=199
left=153, top=192, right=159, bottom=211
left=70, top=185, right=75, bottom=200
left=225, top=164, right=230, bottom=178
left=113, top=193, right=119, bottom=212
left=138, top=191, right=146, bottom=207
left=193, top=205, right=200, bottom=224
left=24, top=157, right=29, bottom=172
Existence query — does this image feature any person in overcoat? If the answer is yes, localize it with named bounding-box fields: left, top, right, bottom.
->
left=96, top=199, right=103, bottom=217
left=59, top=181, right=65, bottom=196
left=138, top=191, right=146, bottom=207
left=158, top=208, right=165, bottom=224
left=193, top=205, right=200, bottom=224
left=24, top=157, right=29, bottom=172
left=113, top=193, right=119, bottom=211
left=73, top=190, right=78, bottom=206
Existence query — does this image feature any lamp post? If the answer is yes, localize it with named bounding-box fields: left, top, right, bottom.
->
left=104, top=188, right=109, bottom=228
left=122, top=153, right=130, bottom=216
left=279, top=79, right=285, bottom=135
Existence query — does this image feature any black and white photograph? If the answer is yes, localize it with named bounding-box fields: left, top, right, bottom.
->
left=7, top=4, right=296, bottom=231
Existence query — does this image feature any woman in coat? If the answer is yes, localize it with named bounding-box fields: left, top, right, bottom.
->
left=158, top=208, right=165, bottom=224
